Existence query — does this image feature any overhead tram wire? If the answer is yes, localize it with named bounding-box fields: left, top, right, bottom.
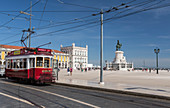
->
left=0, top=33, right=21, bottom=42
left=36, top=17, right=100, bottom=30
left=33, top=0, right=170, bottom=38
left=35, top=0, right=135, bottom=30
left=92, top=0, right=157, bottom=16
left=30, top=0, right=162, bottom=37
left=36, top=14, right=95, bottom=29
left=32, top=23, right=100, bottom=38
left=32, top=20, right=100, bottom=38
left=0, top=10, right=98, bottom=12
left=48, top=23, right=100, bottom=36
left=2, top=19, right=101, bottom=44
left=57, top=0, right=100, bottom=10
left=113, top=0, right=165, bottom=16
left=103, top=1, right=170, bottom=24
left=5, top=0, right=169, bottom=45
left=0, top=0, right=41, bottom=29
left=0, top=12, right=52, bottom=23
left=38, top=0, right=48, bottom=27
left=2, top=40, right=21, bottom=45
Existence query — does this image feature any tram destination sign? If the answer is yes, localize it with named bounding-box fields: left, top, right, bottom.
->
left=36, top=48, right=51, bottom=53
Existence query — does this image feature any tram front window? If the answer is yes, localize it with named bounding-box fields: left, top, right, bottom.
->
left=37, top=57, right=43, bottom=67
left=44, top=57, right=50, bottom=68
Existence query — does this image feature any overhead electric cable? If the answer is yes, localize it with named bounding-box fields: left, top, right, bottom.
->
left=0, top=10, right=97, bottom=12
left=0, top=33, right=21, bottom=42
left=0, top=0, right=41, bottom=29
left=33, top=20, right=100, bottom=38
left=38, top=0, right=48, bottom=27
left=104, top=2, right=170, bottom=23
left=34, top=0, right=170, bottom=38
left=114, top=0, right=162, bottom=16
left=4, top=0, right=170, bottom=45
left=36, top=14, right=94, bottom=29
left=36, top=17, right=99, bottom=30
left=0, top=12, right=52, bottom=22
left=57, top=0, right=100, bottom=10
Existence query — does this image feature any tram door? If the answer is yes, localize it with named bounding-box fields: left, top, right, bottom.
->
left=53, top=59, right=59, bottom=80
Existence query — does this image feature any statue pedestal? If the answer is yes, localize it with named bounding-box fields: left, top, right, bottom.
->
left=114, top=51, right=126, bottom=63
left=106, top=51, right=133, bottom=71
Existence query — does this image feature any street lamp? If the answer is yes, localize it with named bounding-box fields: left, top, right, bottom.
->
left=154, top=48, right=160, bottom=74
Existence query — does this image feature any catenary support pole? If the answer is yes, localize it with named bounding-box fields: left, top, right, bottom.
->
left=156, top=53, right=158, bottom=74
left=100, top=9, right=104, bottom=84
left=29, top=1, right=32, bottom=48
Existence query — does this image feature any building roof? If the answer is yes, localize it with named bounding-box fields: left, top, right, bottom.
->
left=52, top=50, right=64, bottom=54
left=0, top=44, right=24, bottom=49
left=0, top=44, right=64, bottom=53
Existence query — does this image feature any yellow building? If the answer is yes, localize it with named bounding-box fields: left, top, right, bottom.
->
left=51, top=50, right=69, bottom=68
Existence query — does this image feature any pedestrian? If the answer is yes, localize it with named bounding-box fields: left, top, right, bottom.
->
left=70, top=68, right=72, bottom=76
left=85, top=68, right=87, bottom=72
left=67, top=67, right=70, bottom=76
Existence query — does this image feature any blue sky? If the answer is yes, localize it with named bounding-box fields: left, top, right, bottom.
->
left=0, top=0, right=170, bottom=68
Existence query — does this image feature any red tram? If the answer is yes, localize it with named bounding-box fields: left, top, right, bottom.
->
left=5, top=48, right=55, bottom=84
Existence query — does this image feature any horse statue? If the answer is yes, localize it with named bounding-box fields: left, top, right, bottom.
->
left=116, top=40, right=122, bottom=51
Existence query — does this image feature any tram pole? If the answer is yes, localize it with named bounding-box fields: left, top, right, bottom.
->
left=100, top=9, right=104, bottom=84
left=29, top=1, right=32, bottom=48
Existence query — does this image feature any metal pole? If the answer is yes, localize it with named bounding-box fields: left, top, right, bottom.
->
left=100, top=10, right=104, bottom=84
left=156, top=53, right=158, bottom=74
left=29, top=1, right=32, bottom=48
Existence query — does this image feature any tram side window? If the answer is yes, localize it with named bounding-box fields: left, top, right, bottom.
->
left=30, top=58, right=35, bottom=68
left=50, top=58, right=53, bottom=67
left=16, top=60, right=20, bottom=68
left=23, top=59, right=27, bottom=68
left=20, top=59, right=23, bottom=68
left=13, top=60, right=16, bottom=68
left=7, top=60, right=11, bottom=69
left=37, top=57, right=43, bottom=67
left=44, top=57, right=50, bottom=68
left=10, top=60, right=12, bottom=69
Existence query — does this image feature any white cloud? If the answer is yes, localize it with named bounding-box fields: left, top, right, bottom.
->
left=151, top=6, right=170, bottom=19
left=157, top=36, right=170, bottom=39
left=141, top=44, right=158, bottom=47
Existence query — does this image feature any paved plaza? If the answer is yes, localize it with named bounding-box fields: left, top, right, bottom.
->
left=56, top=69, right=170, bottom=97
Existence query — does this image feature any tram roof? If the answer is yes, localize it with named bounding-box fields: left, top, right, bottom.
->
left=0, top=44, right=64, bottom=54
left=6, top=48, right=54, bottom=57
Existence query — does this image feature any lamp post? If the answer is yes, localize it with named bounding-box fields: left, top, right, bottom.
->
left=154, top=48, right=160, bottom=74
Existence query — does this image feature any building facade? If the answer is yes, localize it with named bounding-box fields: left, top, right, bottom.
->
left=51, top=50, right=69, bottom=69
left=0, top=45, right=24, bottom=76
left=60, top=43, right=88, bottom=69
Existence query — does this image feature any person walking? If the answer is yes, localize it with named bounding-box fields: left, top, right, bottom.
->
left=70, top=68, right=72, bottom=76
left=67, top=67, right=70, bottom=76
